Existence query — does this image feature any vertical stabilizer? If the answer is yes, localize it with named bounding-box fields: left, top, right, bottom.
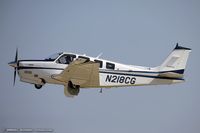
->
left=159, top=43, right=191, bottom=78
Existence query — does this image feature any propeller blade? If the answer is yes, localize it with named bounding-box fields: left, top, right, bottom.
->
left=13, top=48, right=18, bottom=86
left=13, top=68, right=16, bottom=86
left=15, top=48, right=18, bottom=63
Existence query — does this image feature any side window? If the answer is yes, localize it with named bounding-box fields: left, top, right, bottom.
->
left=106, top=62, right=115, bottom=70
left=57, top=54, right=76, bottom=64
left=78, top=56, right=90, bottom=62
left=94, top=60, right=103, bottom=68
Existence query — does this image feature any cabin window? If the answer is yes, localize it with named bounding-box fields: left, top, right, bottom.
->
left=45, top=52, right=63, bottom=61
left=94, top=60, right=103, bottom=68
left=78, top=56, right=90, bottom=61
left=57, top=54, right=76, bottom=64
left=106, top=62, right=115, bottom=70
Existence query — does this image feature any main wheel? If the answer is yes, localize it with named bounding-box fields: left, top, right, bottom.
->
left=67, top=81, right=80, bottom=95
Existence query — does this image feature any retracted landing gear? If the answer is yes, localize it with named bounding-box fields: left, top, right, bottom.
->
left=34, top=78, right=45, bottom=89
left=35, top=84, right=43, bottom=89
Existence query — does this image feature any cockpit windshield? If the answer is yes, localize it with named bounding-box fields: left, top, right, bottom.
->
left=45, top=52, right=63, bottom=61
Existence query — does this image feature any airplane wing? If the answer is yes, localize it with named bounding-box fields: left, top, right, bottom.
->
left=52, top=58, right=100, bottom=87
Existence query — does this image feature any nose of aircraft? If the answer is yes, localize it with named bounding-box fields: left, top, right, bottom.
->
left=8, top=61, right=17, bottom=68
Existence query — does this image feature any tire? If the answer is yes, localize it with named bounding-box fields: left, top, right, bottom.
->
left=67, top=81, right=80, bottom=95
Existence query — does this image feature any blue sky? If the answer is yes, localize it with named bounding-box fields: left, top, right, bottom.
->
left=0, top=0, right=200, bottom=133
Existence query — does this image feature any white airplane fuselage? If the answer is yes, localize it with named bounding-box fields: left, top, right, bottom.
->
left=17, top=54, right=182, bottom=88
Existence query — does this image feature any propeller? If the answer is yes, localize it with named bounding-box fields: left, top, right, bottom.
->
left=8, top=48, right=19, bottom=86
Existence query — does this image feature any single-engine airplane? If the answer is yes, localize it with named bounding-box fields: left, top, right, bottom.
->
left=8, top=44, right=191, bottom=97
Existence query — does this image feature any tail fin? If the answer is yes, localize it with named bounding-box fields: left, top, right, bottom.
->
left=159, top=43, right=191, bottom=78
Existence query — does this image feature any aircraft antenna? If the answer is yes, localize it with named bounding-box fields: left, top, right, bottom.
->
left=96, top=53, right=103, bottom=59
left=99, top=88, right=103, bottom=93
